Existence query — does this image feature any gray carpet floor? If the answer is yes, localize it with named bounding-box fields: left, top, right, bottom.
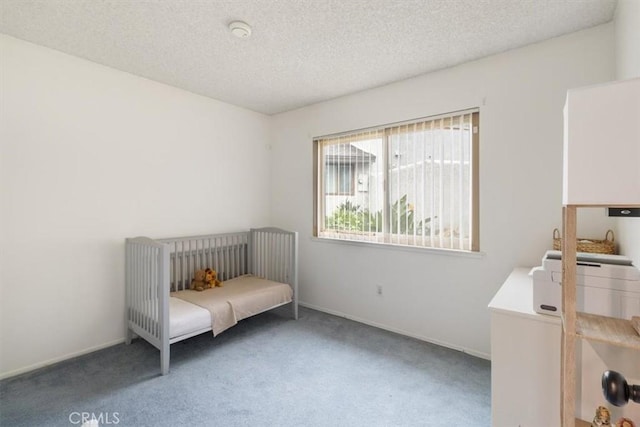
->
left=1, top=307, right=491, bottom=427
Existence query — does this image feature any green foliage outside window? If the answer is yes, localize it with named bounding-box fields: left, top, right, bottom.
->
left=325, top=195, right=434, bottom=235
left=325, top=200, right=379, bottom=232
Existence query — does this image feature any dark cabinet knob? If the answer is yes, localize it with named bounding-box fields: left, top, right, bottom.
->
left=602, top=370, right=640, bottom=406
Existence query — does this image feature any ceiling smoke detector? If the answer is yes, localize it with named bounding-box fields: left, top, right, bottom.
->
left=229, top=21, right=252, bottom=39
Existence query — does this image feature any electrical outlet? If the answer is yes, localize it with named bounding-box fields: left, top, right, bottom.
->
left=376, top=285, right=383, bottom=295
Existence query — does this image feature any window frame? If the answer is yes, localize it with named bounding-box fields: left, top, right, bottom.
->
left=313, top=109, right=480, bottom=252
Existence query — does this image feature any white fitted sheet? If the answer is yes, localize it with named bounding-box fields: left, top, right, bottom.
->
left=169, top=297, right=211, bottom=339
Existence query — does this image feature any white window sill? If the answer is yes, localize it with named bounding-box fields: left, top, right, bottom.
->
left=310, top=236, right=485, bottom=258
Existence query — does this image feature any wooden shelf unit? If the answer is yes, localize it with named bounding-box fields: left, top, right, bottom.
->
left=560, top=204, right=640, bottom=426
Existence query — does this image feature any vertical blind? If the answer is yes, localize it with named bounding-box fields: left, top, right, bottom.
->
left=315, top=110, right=478, bottom=251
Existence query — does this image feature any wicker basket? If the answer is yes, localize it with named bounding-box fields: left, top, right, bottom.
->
left=552, top=228, right=616, bottom=254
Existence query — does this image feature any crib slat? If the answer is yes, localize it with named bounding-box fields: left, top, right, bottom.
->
left=259, top=232, right=264, bottom=277
left=228, top=236, right=233, bottom=279
left=263, top=232, right=268, bottom=278
left=237, top=235, right=241, bottom=278
left=207, top=238, right=212, bottom=274
left=236, top=235, right=241, bottom=276
left=273, top=233, right=278, bottom=281
left=268, top=232, right=273, bottom=278
left=180, top=243, right=183, bottom=290
left=151, top=246, right=156, bottom=335
left=188, top=240, right=193, bottom=282
left=199, top=238, right=204, bottom=271
left=143, top=246, right=147, bottom=328
left=244, top=233, right=248, bottom=275
left=130, top=245, right=135, bottom=323
left=227, top=236, right=230, bottom=279
left=278, top=237, right=283, bottom=282
left=198, top=239, right=202, bottom=272
left=153, top=245, right=158, bottom=336
left=141, top=245, right=146, bottom=334
left=192, top=240, right=196, bottom=273
left=150, top=246, right=155, bottom=336
left=134, top=245, right=139, bottom=324
left=263, top=232, right=268, bottom=277
left=278, top=235, right=283, bottom=282
left=227, top=235, right=232, bottom=279
left=214, top=240, right=219, bottom=279
left=141, top=245, right=147, bottom=334
left=130, top=244, right=135, bottom=326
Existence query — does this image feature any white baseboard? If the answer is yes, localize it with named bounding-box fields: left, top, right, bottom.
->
left=298, top=301, right=491, bottom=361
left=0, top=338, right=125, bottom=381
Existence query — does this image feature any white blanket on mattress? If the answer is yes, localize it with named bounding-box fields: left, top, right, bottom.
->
left=171, top=275, right=292, bottom=336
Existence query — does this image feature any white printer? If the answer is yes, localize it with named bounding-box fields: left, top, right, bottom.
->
left=532, top=250, right=640, bottom=319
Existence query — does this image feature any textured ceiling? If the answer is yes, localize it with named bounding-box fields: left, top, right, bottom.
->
left=0, top=0, right=617, bottom=115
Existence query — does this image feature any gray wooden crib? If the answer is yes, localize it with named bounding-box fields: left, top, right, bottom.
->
left=125, top=227, right=298, bottom=375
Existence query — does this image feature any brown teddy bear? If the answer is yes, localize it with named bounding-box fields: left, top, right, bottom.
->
left=190, top=269, right=208, bottom=291
left=205, top=268, right=223, bottom=287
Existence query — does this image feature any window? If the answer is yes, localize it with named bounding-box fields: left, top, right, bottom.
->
left=313, top=110, right=479, bottom=251
left=325, top=163, right=354, bottom=195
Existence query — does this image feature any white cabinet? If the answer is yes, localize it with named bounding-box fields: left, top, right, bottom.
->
left=490, top=268, right=561, bottom=426
left=562, top=78, right=640, bottom=206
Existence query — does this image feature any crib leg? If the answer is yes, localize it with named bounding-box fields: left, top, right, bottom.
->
left=125, top=327, right=134, bottom=345
left=292, top=301, right=298, bottom=320
left=160, top=343, right=170, bottom=375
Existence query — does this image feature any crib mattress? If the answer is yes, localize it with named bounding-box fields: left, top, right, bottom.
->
left=171, top=275, right=292, bottom=336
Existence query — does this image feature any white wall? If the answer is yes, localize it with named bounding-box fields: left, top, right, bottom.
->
left=0, top=35, right=272, bottom=378
left=615, top=0, right=640, bottom=265
left=270, top=24, right=615, bottom=358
